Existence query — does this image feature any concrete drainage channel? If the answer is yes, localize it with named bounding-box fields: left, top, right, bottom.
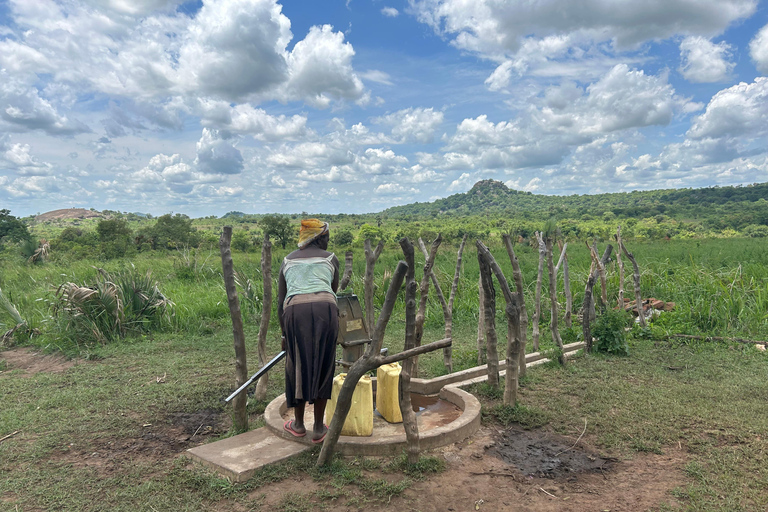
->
left=188, top=341, right=585, bottom=480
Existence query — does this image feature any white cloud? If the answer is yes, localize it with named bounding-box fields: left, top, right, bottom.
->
left=360, top=70, right=394, bottom=86
left=381, top=7, right=399, bottom=17
left=0, top=72, right=90, bottom=135
left=284, top=24, right=365, bottom=108
left=679, top=36, right=734, bottom=83
left=411, top=0, right=756, bottom=58
left=196, top=100, right=308, bottom=141
left=176, top=0, right=291, bottom=101
left=688, top=77, right=768, bottom=140
left=749, top=23, right=768, bottom=74
left=194, top=128, right=244, bottom=175
left=373, top=107, right=444, bottom=143
left=374, top=183, right=417, bottom=194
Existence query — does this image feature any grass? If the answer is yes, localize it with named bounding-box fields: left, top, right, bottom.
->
left=2, top=237, right=768, bottom=510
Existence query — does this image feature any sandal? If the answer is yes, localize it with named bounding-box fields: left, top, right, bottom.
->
left=283, top=419, right=306, bottom=437
left=312, top=425, right=328, bottom=444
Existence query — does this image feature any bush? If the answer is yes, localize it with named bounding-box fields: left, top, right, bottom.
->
left=53, top=269, right=173, bottom=345
left=137, top=214, right=200, bottom=250
left=333, top=228, right=354, bottom=247
left=592, top=308, right=630, bottom=356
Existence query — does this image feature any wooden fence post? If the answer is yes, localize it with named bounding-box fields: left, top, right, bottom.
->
left=220, top=226, right=248, bottom=432
left=558, top=240, right=572, bottom=328
left=254, top=235, right=272, bottom=401
left=503, top=234, right=529, bottom=378
left=477, top=242, right=522, bottom=405
left=364, top=239, right=385, bottom=334
left=399, top=238, right=421, bottom=463
left=532, top=232, right=546, bottom=351
left=619, top=239, right=646, bottom=328
left=477, top=246, right=499, bottom=388
left=339, top=250, right=353, bottom=291
left=546, top=236, right=565, bottom=365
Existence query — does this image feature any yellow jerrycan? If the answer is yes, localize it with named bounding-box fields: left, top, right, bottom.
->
left=325, top=373, right=373, bottom=436
left=376, top=362, right=403, bottom=423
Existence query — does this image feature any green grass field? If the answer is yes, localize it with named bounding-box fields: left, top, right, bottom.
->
left=1, top=237, right=768, bottom=510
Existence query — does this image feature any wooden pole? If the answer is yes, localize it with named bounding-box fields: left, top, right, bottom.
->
left=532, top=232, right=546, bottom=351
left=220, top=226, right=248, bottom=432
left=446, top=235, right=467, bottom=372
left=477, top=247, right=499, bottom=388
left=582, top=271, right=597, bottom=353
left=616, top=227, right=625, bottom=309
left=619, top=240, right=646, bottom=328
left=419, top=235, right=465, bottom=373
left=476, top=273, right=486, bottom=365
left=502, top=234, right=528, bottom=378
left=558, top=240, right=572, bottom=328
left=339, top=250, right=353, bottom=291
left=477, top=242, right=522, bottom=405
left=364, top=239, right=385, bottom=335
left=399, top=237, right=421, bottom=463
left=546, top=236, right=565, bottom=365
left=413, top=235, right=442, bottom=378
left=254, top=235, right=272, bottom=401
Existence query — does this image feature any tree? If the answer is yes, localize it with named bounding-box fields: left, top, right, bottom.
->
left=0, top=210, right=31, bottom=244
left=97, top=218, right=134, bottom=259
left=260, top=214, right=293, bottom=249
left=138, top=214, right=200, bottom=250
left=332, top=228, right=354, bottom=247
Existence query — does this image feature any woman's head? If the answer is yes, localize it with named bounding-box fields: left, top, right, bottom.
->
left=307, top=232, right=330, bottom=250
left=298, top=219, right=330, bottom=249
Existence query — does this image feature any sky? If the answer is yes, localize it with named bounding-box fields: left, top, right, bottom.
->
left=1, top=0, right=768, bottom=218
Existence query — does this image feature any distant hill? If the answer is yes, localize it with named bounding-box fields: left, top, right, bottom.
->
left=36, top=208, right=103, bottom=221
left=382, top=180, right=768, bottom=223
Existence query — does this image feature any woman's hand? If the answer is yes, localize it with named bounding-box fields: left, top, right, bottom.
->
left=281, top=335, right=286, bottom=351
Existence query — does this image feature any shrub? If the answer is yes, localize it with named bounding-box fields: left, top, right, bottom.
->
left=592, top=308, right=630, bottom=356
left=53, top=269, right=173, bottom=345
left=333, top=228, right=354, bottom=247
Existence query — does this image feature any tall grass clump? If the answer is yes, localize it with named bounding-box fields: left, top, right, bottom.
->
left=53, top=268, right=173, bottom=346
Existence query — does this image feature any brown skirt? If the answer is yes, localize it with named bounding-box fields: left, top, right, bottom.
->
left=283, top=298, right=338, bottom=408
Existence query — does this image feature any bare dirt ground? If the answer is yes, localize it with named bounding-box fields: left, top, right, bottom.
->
left=1, top=347, right=78, bottom=377
left=4, top=348, right=687, bottom=511
left=35, top=208, right=103, bottom=221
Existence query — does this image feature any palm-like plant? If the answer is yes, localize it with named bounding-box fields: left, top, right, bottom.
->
left=54, top=269, right=172, bottom=345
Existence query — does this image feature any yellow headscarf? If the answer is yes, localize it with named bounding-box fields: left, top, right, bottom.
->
left=298, top=218, right=329, bottom=248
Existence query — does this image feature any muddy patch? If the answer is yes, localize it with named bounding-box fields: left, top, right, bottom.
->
left=488, top=427, right=613, bottom=478
left=167, top=408, right=227, bottom=439
left=54, top=408, right=228, bottom=474
left=0, top=347, right=77, bottom=377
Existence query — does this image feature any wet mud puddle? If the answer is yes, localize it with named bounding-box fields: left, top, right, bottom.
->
left=488, top=427, right=614, bottom=478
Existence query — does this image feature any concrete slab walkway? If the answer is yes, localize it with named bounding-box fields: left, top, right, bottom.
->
left=186, top=427, right=309, bottom=482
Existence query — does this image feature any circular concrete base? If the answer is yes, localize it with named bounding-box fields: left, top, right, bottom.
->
left=264, top=385, right=481, bottom=456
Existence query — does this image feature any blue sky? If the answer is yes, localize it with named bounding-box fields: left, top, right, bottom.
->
left=1, top=0, right=767, bottom=218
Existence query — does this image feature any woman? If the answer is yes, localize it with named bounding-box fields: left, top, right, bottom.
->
left=278, top=219, right=339, bottom=443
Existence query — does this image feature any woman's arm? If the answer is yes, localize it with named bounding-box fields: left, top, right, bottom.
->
left=277, top=264, right=287, bottom=338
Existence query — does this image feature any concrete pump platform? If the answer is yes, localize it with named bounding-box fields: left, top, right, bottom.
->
left=186, top=341, right=584, bottom=481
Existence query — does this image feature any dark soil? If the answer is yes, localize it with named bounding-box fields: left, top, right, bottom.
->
left=488, top=427, right=614, bottom=478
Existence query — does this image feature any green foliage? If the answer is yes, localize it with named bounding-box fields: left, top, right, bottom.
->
left=231, top=229, right=259, bottom=252
left=332, top=228, right=354, bottom=247
left=260, top=214, right=293, bottom=249
left=97, top=218, right=135, bottom=259
left=0, top=209, right=31, bottom=245
left=592, top=308, right=630, bottom=356
left=137, top=213, right=200, bottom=250
left=743, top=224, right=768, bottom=237
left=53, top=268, right=172, bottom=346
left=357, top=223, right=384, bottom=243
